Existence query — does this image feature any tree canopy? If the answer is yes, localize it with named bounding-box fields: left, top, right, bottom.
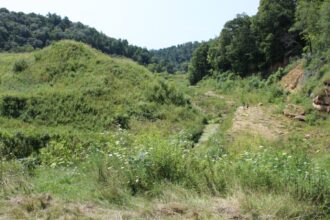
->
left=188, top=43, right=211, bottom=85
left=0, top=8, right=197, bottom=73
left=188, top=0, right=320, bottom=85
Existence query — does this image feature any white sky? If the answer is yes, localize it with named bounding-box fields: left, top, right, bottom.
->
left=1, top=0, right=260, bottom=49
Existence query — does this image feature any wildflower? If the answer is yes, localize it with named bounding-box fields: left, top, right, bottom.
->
left=109, top=153, right=113, bottom=157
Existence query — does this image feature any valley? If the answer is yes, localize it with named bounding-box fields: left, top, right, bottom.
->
left=0, top=1, right=330, bottom=219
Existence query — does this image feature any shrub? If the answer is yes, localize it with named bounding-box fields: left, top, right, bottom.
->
left=266, top=67, right=286, bottom=85
left=0, top=96, right=27, bottom=118
left=0, top=131, right=50, bottom=158
left=13, top=59, right=29, bottom=72
left=39, top=139, right=91, bottom=167
left=113, top=113, right=130, bottom=129
left=146, top=80, right=189, bottom=106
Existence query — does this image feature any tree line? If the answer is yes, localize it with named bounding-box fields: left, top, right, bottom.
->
left=189, top=0, right=330, bottom=85
left=0, top=8, right=196, bottom=73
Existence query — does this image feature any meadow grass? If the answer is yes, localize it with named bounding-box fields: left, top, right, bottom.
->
left=0, top=41, right=329, bottom=219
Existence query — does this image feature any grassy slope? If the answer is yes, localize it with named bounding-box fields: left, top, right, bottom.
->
left=0, top=40, right=204, bottom=158
left=0, top=42, right=329, bottom=219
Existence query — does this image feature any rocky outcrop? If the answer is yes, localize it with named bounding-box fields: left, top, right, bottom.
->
left=283, top=104, right=306, bottom=121
left=281, top=63, right=304, bottom=92
left=313, top=80, right=330, bottom=113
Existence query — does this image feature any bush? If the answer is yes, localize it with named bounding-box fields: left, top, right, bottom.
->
left=0, top=131, right=50, bottom=158
left=39, top=139, right=91, bottom=167
left=0, top=96, right=27, bottom=118
left=13, top=59, right=29, bottom=72
left=220, top=149, right=330, bottom=205
left=266, top=67, right=286, bottom=85
left=146, top=80, right=189, bottom=106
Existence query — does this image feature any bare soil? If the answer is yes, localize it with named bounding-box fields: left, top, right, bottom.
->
left=281, top=63, right=304, bottom=92
left=230, top=106, right=288, bottom=140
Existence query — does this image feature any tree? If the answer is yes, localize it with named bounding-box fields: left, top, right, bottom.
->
left=209, top=14, right=259, bottom=76
left=252, top=0, right=302, bottom=69
left=188, top=43, right=211, bottom=85
left=293, top=0, right=330, bottom=55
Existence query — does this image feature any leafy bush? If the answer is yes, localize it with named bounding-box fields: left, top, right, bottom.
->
left=13, top=59, right=29, bottom=72
left=146, top=80, right=189, bottom=106
left=39, top=139, right=91, bottom=167
left=0, top=96, right=27, bottom=118
left=0, top=131, right=50, bottom=158
left=266, top=67, right=286, bottom=85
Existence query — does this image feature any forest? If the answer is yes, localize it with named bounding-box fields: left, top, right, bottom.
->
left=189, top=0, right=330, bottom=84
left=0, top=7, right=197, bottom=73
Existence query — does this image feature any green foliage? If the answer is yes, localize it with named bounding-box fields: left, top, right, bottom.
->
left=0, top=96, right=27, bottom=118
left=253, top=0, right=301, bottom=67
left=0, top=3, right=329, bottom=218
left=30, top=132, right=329, bottom=212
left=39, top=140, right=90, bottom=167
left=0, top=131, right=50, bottom=158
left=0, top=41, right=204, bottom=160
left=0, top=8, right=197, bottom=74
left=211, top=72, right=287, bottom=105
left=192, top=0, right=304, bottom=78
left=149, top=42, right=201, bottom=73
left=13, top=59, right=28, bottom=72
left=266, top=67, right=285, bottom=85
left=227, top=149, right=329, bottom=205
left=188, top=43, right=211, bottom=85
left=209, top=14, right=259, bottom=75
left=294, top=0, right=330, bottom=54
left=146, top=80, right=189, bottom=106
left=0, top=41, right=150, bottom=130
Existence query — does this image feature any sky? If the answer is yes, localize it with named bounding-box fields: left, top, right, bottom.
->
left=1, top=0, right=260, bottom=49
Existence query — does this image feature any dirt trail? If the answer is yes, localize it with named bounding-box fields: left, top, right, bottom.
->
left=230, top=106, right=288, bottom=140
left=194, top=89, right=288, bottom=145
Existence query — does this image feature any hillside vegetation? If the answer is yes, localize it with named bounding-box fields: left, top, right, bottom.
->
left=0, top=40, right=204, bottom=159
left=0, top=40, right=328, bottom=219
left=0, top=8, right=197, bottom=73
left=0, top=0, right=329, bottom=219
left=189, top=0, right=330, bottom=85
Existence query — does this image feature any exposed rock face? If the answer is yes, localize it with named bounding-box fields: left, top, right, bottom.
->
left=281, top=63, right=304, bottom=92
left=313, top=80, right=330, bottom=113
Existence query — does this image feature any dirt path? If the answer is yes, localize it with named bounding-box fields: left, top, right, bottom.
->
left=194, top=89, right=288, bottom=145
left=230, top=106, right=288, bottom=140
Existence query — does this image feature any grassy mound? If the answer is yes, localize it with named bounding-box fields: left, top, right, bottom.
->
left=0, top=40, right=204, bottom=158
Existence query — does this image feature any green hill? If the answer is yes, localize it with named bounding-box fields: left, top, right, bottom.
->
left=0, top=1, right=329, bottom=219
left=0, top=8, right=198, bottom=73
left=0, top=40, right=204, bottom=158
